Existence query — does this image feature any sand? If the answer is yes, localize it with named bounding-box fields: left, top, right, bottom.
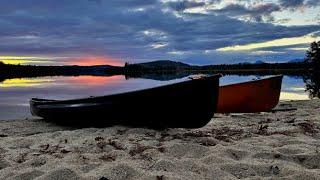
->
left=0, top=100, right=319, bottom=180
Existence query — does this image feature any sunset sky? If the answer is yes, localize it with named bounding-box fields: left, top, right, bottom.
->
left=0, top=0, right=319, bottom=65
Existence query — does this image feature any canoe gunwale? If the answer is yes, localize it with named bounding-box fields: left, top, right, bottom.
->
left=220, top=75, right=283, bottom=88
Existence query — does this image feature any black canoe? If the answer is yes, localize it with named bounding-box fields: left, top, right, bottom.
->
left=30, top=75, right=221, bottom=128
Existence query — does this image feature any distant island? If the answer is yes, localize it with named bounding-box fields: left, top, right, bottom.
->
left=124, top=59, right=311, bottom=75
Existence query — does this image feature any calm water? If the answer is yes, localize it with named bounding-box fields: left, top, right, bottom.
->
left=0, top=75, right=312, bottom=120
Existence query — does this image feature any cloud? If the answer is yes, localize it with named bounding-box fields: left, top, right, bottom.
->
left=278, top=0, right=320, bottom=10
left=306, top=0, right=320, bottom=7
left=151, top=43, right=168, bottom=49
left=216, top=31, right=320, bottom=52
left=212, top=3, right=280, bottom=22
left=249, top=50, right=286, bottom=55
left=0, top=0, right=319, bottom=65
left=279, top=0, right=304, bottom=9
left=165, top=0, right=206, bottom=11
left=286, top=47, right=308, bottom=51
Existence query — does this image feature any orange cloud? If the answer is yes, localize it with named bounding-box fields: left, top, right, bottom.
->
left=69, top=56, right=123, bottom=66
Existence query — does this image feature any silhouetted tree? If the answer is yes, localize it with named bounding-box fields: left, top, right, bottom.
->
left=303, top=42, right=320, bottom=98
left=305, top=41, right=320, bottom=69
left=303, top=71, right=320, bottom=98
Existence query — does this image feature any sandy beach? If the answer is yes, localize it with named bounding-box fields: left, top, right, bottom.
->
left=0, top=99, right=319, bottom=180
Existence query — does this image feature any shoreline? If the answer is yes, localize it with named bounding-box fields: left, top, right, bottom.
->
left=0, top=99, right=319, bottom=179
left=0, top=59, right=316, bottom=82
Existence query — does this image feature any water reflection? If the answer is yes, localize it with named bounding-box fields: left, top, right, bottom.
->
left=279, top=76, right=310, bottom=101
left=280, top=92, right=309, bottom=101
left=0, top=73, right=319, bottom=120
left=0, top=78, right=54, bottom=88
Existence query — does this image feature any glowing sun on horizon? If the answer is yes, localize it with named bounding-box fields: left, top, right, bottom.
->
left=69, top=56, right=123, bottom=66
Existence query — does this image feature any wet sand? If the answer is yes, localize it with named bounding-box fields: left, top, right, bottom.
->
left=0, top=100, right=319, bottom=179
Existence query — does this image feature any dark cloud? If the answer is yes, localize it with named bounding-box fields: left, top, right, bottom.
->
left=279, top=0, right=304, bottom=9
left=0, top=0, right=319, bottom=64
left=213, top=3, right=280, bottom=22
left=305, top=0, right=320, bottom=7
left=165, top=0, right=206, bottom=11
left=278, top=0, right=320, bottom=9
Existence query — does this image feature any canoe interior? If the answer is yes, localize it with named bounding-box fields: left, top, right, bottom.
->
left=30, top=75, right=221, bottom=128
left=217, top=75, right=283, bottom=113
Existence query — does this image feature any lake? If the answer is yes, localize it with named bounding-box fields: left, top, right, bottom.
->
left=0, top=74, right=313, bottom=120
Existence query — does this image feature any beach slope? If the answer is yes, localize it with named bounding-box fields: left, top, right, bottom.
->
left=0, top=100, right=319, bottom=179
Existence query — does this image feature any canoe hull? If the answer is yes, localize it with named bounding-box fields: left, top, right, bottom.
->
left=217, top=75, right=283, bottom=113
left=30, top=75, right=221, bottom=128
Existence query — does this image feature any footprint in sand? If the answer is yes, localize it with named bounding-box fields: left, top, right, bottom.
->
left=220, top=163, right=282, bottom=178
left=8, top=170, right=44, bottom=180
left=201, top=154, right=235, bottom=165
left=0, top=147, right=7, bottom=154
left=9, top=138, right=34, bottom=149
left=276, top=147, right=305, bottom=155
left=152, top=159, right=176, bottom=172
left=27, top=156, right=47, bottom=167
left=220, top=163, right=256, bottom=179
left=284, top=172, right=320, bottom=180
left=0, top=159, right=10, bottom=170
left=225, top=149, right=248, bottom=161
left=252, top=152, right=289, bottom=161
left=103, top=164, right=140, bottom=180
left=37, top=168, right=80, bottom=180
left=293, top=154, right=320, bottom=169
left=165, top=144, right=209, bottom=158
left=80, top=164, right=99, bottom=173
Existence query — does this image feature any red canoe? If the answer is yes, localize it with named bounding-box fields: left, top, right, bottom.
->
left=217, top=75, right=283, bottom=113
